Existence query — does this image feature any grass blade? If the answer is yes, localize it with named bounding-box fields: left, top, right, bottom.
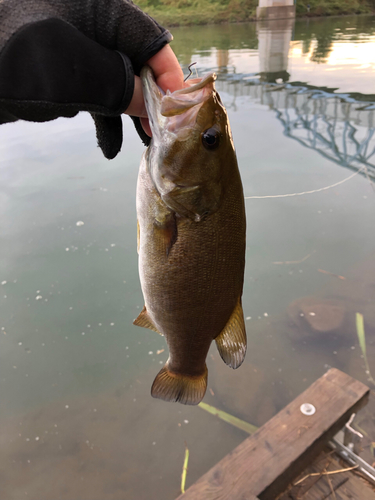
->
left=198, top=402, right=258, bottom=434
left=356, top=313, right=367, bottom=358
left=181, top=443, right=189, bottom=494
left=356, top=312, right=375, bottom=385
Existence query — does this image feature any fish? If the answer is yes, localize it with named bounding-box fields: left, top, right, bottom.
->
left=134, top=65, right=246, bottom=405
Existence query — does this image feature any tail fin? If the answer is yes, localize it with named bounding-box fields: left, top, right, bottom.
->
left=151, top=363, right=207, bottom=405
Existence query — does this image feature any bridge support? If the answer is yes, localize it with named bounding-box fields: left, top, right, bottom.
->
left=257, top=18, right=294, bottom=83
left=257, top=0, right=296, bottom=20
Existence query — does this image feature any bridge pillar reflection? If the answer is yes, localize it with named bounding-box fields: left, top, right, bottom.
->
left=257, top=18, right=294, bottom=83
left=257, top=0, right=295, bottom=20
left=216, top=50, right=229, bottom=73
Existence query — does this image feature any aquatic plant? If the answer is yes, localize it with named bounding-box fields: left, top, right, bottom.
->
left=356, top=313, right=375, bottom=386
left=198, top=402, right=258, bottom=434
left=181, top=443, right=189, bottom=494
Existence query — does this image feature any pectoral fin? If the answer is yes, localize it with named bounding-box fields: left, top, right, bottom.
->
left=215, top=298, right=246, bottom=369
left=162, top=186, right=201, bottom=220
left=162, top=183, right=221, bottom=222
left=133, top=306, right=163, bottom=336
left=154, top=211, right=178, bottom=256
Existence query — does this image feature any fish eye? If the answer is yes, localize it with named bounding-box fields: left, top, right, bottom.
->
left=202, top=128, right=220, bottom=150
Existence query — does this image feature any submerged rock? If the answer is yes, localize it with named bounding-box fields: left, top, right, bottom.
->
left=288, top=296, right=346, bottom=336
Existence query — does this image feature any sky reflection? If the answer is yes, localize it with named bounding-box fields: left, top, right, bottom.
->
left=288, top=37, right=375, bottom=93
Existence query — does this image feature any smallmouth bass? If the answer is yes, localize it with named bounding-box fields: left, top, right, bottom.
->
left=134, top=66, right=246, bottom=405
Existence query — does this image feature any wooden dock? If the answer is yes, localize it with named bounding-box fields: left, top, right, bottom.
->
left=280, top=448, right=375, bottom=499
left=176, top=368, right=374, bottom=500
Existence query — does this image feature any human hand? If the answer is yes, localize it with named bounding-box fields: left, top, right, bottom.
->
left=0, top=0, right=180, bottom=158
left=124, top=45, right=184, bottom=137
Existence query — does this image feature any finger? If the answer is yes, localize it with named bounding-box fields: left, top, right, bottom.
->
left=146, top=45, right=184, bottom=94
left=123, top=75, right=148, bottom=118
left=140, top=117, right=152, bottom=137
left=123, top=76, right=152, bottom=137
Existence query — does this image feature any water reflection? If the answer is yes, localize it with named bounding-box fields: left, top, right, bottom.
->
left=216, top=79, right=375, bottom=180
left=187, top=17, right=375, bottom=180
left=173, top=15, right=375, bottom=92
left=273, top=91, right=375, bottom=178
left=257, top=19, right=293, bottom=83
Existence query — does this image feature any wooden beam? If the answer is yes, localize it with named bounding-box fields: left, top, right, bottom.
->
left=176, top=368, right=369, bottom=500
left=278, top=450, right=375, bottom=500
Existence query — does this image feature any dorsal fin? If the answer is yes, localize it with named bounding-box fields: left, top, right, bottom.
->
left=215, top=297, right=246, bottom=369
left=133, top=306, right=163, bottom=335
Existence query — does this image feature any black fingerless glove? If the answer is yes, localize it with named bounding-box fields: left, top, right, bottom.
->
left=0, top=0, right=172, bottom=158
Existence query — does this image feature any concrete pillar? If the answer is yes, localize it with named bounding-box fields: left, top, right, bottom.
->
left=257, top=0, right=296, bottom=20
left=257, top=18, right=294, bottom=83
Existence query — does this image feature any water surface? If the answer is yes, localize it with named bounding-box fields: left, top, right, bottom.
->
left=1, top=14, right=375, bottom=500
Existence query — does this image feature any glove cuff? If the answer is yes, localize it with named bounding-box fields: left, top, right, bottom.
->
left=133, top=29, right=173, bottom=74
left=114, top=51, right=135, bottom=114
left=131, top=116, right=151, bottom=147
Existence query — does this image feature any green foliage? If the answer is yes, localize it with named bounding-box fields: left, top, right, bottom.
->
left=296, top=0, right=373, bottom=16
left=137, top=0, right=258, bottom=25
left=137, top=0, right=375, bottom=26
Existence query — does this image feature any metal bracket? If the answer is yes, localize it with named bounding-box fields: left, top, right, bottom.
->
left=329, top=413, right=375, bottom=485
left=344, top=412, right=363, bottom=454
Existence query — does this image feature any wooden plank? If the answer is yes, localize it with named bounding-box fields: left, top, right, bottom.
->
left=176, top=368, right=369, bottom=500
left=338, top=471, right=375, bottom=500
left=279, top=450, right=375, bottom=500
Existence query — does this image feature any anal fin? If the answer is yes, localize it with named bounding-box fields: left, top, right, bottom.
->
left=215, top=297, right=247, bottom=369
left=133, top=306, right=163, bottom=335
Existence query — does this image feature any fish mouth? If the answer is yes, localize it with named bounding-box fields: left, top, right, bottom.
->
left=141, top=66, right=216, bottom=141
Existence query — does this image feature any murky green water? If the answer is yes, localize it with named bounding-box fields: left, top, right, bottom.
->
left=1, top=14, right=375, bottom=500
